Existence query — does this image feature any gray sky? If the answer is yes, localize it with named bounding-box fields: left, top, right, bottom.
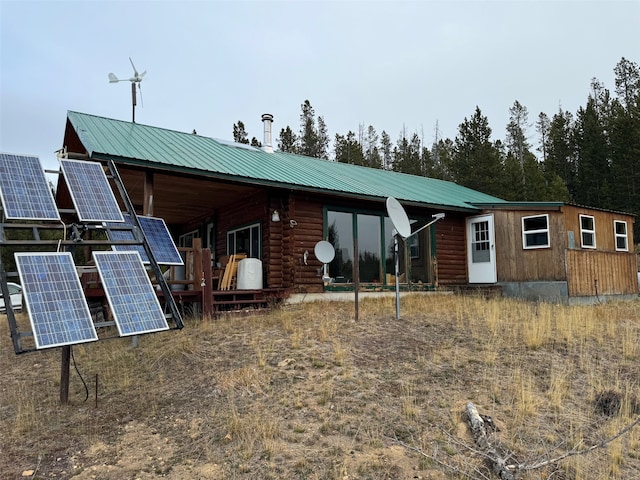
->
left=1, top=0, right=638, bottom=174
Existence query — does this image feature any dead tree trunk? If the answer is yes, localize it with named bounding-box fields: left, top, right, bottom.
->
left=466, top=402, right=516, bottom=480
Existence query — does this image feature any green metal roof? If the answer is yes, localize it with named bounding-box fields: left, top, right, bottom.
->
left=67, top=111, right=507, bottom=212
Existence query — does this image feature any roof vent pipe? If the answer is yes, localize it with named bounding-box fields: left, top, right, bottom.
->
left=261, top=113, right=274, bottom=153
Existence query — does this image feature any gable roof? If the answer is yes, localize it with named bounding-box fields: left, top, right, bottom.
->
left=65, top=111, right=507, bottom=212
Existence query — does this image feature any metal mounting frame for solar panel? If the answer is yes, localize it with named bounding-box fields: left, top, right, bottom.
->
left=106, top=213, right=184, bottom=266
left=93, top=251, right=169, bottom=336
left=14, top=252, right=98, bottom=349
left=0, top=153, right=61, bottom=220
left=59, top=158, right=124, bottom=223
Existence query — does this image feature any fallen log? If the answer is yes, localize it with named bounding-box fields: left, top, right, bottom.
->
left=465, top=402, right=516, bottom=480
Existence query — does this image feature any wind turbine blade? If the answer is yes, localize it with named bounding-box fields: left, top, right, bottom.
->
left=108, top=73, right=120, bottom=83
left=129, top=57, right=139, bottom=77
left=139, top=70, right=147, bottom=80
left=138, top=84, right=143, bottom=107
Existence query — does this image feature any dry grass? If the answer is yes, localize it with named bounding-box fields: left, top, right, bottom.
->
left=2, top=293, right=640, bottom=479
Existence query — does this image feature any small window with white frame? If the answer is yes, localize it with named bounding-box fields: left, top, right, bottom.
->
left=522, top=214, right=550, bottom=249
left=614, top=220, right=629, bottom=251
left=579, top=214, right=596, bottom=249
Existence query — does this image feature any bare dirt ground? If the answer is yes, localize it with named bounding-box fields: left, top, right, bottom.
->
left=2, top=294, right=640, bottom=479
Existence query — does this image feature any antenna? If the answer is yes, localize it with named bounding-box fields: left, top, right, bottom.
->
left=108, top=57, right=147, bottom=123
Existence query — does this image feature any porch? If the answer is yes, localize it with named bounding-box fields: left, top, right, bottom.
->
left=157, top=239, right=289, bottom=317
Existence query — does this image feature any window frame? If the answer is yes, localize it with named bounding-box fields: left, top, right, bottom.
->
left=178, top=229, right=199, bottom=248
left=614, top=220, right=629, bottom=252
left=579, top=214, right=596, bottom=249
left=226, top=222, right=261, bottom=258
left=521, top=214, right=550, bottom=249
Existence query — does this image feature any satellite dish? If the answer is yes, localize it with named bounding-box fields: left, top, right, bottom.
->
left=314, top=240, right=335, bottom=264
left=386, top=197, right=411, bottom=238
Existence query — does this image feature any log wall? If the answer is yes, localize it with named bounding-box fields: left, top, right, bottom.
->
left=434, top=214, right=468, bottom=285
left=287, top=195, right=325, bottom=293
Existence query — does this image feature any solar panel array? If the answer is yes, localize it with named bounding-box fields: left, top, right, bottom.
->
left=93, top=251, right=169, bottom=336
left=3, top=156, right=180, bottom=351
left=107, top=213, right=183, bottom=265
left=59, top=159, right=124, bottom=223
left=14, top=252, right=98, bottom=349
left=0, top=153, right=60, bottom=220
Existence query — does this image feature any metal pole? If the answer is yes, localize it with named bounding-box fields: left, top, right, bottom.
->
left=131, top=82, right=136, bottom=123
left=354, top=238, right=359, bottom=322
left=394, top=234, right=400, bottom=320
left=60, top=346, right=71, bottom=404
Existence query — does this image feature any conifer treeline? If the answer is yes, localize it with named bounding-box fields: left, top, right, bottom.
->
left=233, top=57, right=640, bottom=241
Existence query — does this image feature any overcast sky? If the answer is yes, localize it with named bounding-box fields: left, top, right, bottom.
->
left=1, top=0, right=638, bottom=174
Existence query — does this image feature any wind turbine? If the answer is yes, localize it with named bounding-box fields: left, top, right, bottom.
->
left=108, top=58, right=147, bottom=123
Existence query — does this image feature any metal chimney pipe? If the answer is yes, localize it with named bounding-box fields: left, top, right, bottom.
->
left=261, top=113, right=274, bottom=153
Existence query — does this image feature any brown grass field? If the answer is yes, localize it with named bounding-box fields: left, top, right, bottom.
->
left=1, top=293, right=640, bottom=479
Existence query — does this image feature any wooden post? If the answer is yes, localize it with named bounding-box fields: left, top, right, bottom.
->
left=60, top=346, right=71, bottom=404
left=193, top=238, right=203, bottom=291
left=143, top=172, right=154, bottom=216
left=202, top=248, right=213, bottom=318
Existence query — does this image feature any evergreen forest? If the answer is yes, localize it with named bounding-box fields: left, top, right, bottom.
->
left=232, top=58, right=640, bottom=243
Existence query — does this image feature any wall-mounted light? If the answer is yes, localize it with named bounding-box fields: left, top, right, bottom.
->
left=271, top=210, right=280, bottom=222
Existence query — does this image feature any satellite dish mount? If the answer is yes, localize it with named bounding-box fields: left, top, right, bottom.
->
left=314, top=240, right=336, bottom=284
left=108, top=58, right=147, bottom=123
left=385, top=197, right=445, bottom=320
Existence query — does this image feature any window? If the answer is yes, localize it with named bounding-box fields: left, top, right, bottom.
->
left=471, top=220, right=491, bottom=262
left=522, top=214, right=549, bottom=249
left=327, top=209, right=432, bottom=285
left=179, top=230, right=199, bottom=248
left=227, top=223, right=261, bottom=258
left=579, top=215, right=596, bottom=249
left=357, top=214, right=382, bottom=282
left=614, top=220, right=629, bottom=251
left=408, top=235, right=420, bottom=259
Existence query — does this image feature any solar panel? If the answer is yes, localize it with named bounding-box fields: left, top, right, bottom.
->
left=93, top=251, right=169, bottom=336
left=59, top=159, right=124, bottom=223
left=0, top=153, right=61, bottom=220
left=14, top=252, right=98, bottom=349
left=106, top=213, right=183, bottom=265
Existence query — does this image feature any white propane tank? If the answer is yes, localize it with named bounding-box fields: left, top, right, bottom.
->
left=236, top=258, right=263, bottom=290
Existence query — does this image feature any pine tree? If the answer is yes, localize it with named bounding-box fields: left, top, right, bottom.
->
left=316, top=116, right=330, bottom=159
left=232, top=120, right=250, bottom=144
left=393, top=129, right=423, bottom=175
left=609, top=58, right=640, bottom=229
left=363, top=125, right=382, bottom=169
left=535, top=112, right=550, bottom=163
left=574, top=96, right=610, bottom=206
left=543, top=108, right=576, bottom=198
left=380, top=131, right=393, bottom=170
left=430, top=138, right=455, bottom=181
left=277, top=126, right=298, bottom=153
left=614, top=57, right=640, bottom=112
left=451, top=107, right=504, bottom=197
left=505, top=100, right=531, bottom=173
left=334, top=131, right=364, bottom=165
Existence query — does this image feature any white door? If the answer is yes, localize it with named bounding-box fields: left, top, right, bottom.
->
left=467, top=214, right=497, bottom=284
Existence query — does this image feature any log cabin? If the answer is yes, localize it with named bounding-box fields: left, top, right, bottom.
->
left=58, top=111, right=637, bottom=306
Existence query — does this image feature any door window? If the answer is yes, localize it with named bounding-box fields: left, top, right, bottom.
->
left=471, top=220, right=490, bottom=263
